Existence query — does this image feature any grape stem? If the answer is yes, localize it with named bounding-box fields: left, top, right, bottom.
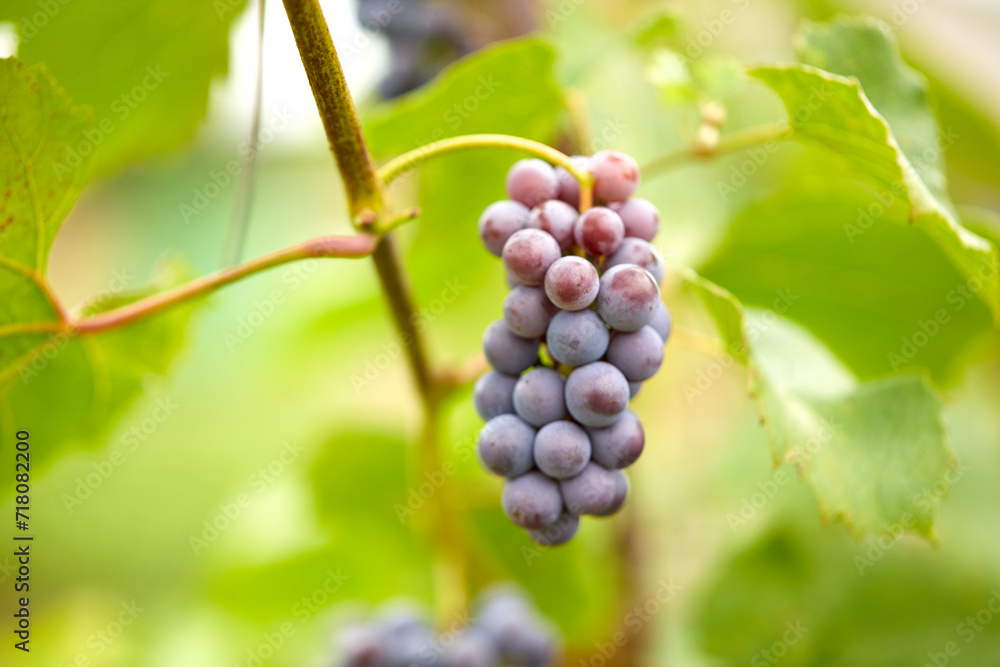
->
left=282, top=0, right=469, bottom=626
left=642, top=123, right=792, bottom=177
left=377, top=133, right=595, bottom=219
left=72, top=233, right=377, bottom=333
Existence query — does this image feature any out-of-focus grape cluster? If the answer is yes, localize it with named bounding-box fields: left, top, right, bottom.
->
left=474, top=151, right=672, bottom=545
left=332, top=585, right=560, bottom=666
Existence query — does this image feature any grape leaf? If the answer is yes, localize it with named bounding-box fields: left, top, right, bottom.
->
left=700, top=165, right=995, bottom=383
left=0, top=0, right=246, bottom=175
left=686, top=271, right=955, bottom=539
left=749, top=21, right=1000, bottom=320
left=0, top=59, right=193, bottom=485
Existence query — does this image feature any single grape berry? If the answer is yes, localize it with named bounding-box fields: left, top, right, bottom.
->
left=574, top=206, right=625, bottom=257
left=606, top=325, right=665, bottom=381
left=477, top=414, right=535, bottom=478
left=502, top=229, right=561, bottom=286
left=473, top=371, right=518, bottom=420
left=612, top=197, right=660, bottom=241
left=564, top=361, right=630, bottom=427
left=502, top=471, right=563, bottom=529
left=533, top=420, right=591, bottom=479
left=590, top=150, right=639, bottom=203
left=649, top=301, right=672, bottom=342
left=560, top=462, right=620, bottom=515
left=503, top=285, right=559, bottom=338
left=545, top=309, right=610, bottom=367
left=592, top=470, right=628, bottom=517
left=528, top=200, right=578, bottom=251
left=587, top=410, right=644, bottom=469
left=544, top=256, right=599, bottom=311
left=478, top=200, right=529, bottom=256
left=512, top=367, right=567, bottom=427
left=442, top=628, right=498, bottom=667
left=506, top=158, right=559, bottom=209
left=605, top=237, right=665, bottom=284
left=483, top=320, right=538, bottom=375
left=554, top=155, right=589, bottom=209
left=595, top=264, right=660, bottom=332
left=527, top=512, right=579, bottom=547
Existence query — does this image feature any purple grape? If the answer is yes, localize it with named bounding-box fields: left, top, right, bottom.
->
left=477, top=414, right=535, bottom=478
left=592, top=470, right=628, bottom=517
left=442, top=628, right=498, bottom=667
left=649, top=301, right=672, bottom=342
left=564, top=361, right=629, bottom=427
left=605, top=238, right=665, bottom=284
left=473, top=371, right=517, bottom=420
left=502, top=229, right=561, bottom=286
left=605, top=325, right=664, bottom=381
left=555, top=155, right=589, bottom=209
left=595, top=265, right=660, bottom=332
left=497, top=621, right=558, bottom=666
left=574, top=206, right=625, bottom=257
left=543, top=256, right=599, bottom=311
left=503, top=285, right=559, bottom=338
left=528, top=200, right=578, bottom=250
left=512, top=367, right=567, bottom=427
left=478, top=200, right=529, bottom=256
left=628, top=381, right=642, bottom=399
left=527, top=512, right=579, bottom=546
left=545, top=309, right=609, bottom=367
left=533, top=420, right=591, bottom=479
left=560, top=462, right=621, bottom=515
left=337, top=622, right=386, bottom=667
left=483, top=320, right=539, bottom=375
left=590, top=150, right=639, bottom=203
left=586, top=410, right=644, bottom=469
left=506, top=158, right=559, bottom=209
left=502, top=471, right=563, bottom=529
left=612, top=197, right=660, bottom=241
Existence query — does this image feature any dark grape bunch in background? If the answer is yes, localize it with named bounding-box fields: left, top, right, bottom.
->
left=333, top=585, right=560, bottom=666
left=474, top=150, right=672, bottom=546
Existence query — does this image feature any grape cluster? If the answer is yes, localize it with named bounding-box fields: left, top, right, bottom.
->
left=474, top=151, right=672, bottom=546
left=333, top=585, right=559, bottom=667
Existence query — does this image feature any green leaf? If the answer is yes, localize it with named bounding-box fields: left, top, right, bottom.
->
left=0, top=59, right=193, bottom=484
left=686, top=271, right=955, bottom=539
left=750, top=32, right=1000, bottom=321
left=700, top=167, right=995, bottom=382
left=1, top=0, right=246, bottom=174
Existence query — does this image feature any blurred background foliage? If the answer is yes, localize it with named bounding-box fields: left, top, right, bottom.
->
left=1, top=0, right=1000, bottom=665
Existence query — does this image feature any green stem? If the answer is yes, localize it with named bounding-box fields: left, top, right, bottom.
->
left=72, top=234, right=377, bottom=334
left=281, top=0, right=384, bottom=219
left=642, top=123, right=792, bottom=177
left=378, top=133, right=593, bottom=187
